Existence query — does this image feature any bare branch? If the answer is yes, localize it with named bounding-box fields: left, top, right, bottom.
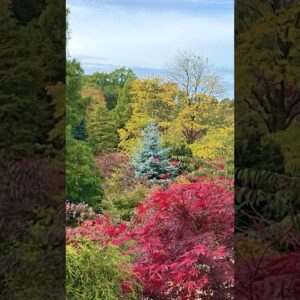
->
left=285, top=108, right=300, bottom=128
left=165, top=50, right=223, bottom=104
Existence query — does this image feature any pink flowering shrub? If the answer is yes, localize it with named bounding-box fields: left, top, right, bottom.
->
left=66, top=202, right=96, bottom=226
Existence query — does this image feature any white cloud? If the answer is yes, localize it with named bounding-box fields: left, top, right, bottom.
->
left=68, top=4, right=233, bottom=69
left=67, top=1, right=234, bottom=98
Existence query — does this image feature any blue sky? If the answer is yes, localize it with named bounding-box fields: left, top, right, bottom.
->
left=67, top=0, right=234, bottom=98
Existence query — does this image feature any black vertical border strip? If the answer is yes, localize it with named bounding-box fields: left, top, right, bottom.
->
left=0, top=0, right=66, bottom=299
left=235, top=1, right=300, bottom=299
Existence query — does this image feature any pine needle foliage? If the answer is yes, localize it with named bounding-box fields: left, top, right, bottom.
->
left=66, top=127, right=103, bottom=205
left=86, top=102, right=118, bottom=154
left=132, top=123, right=177, bottom=181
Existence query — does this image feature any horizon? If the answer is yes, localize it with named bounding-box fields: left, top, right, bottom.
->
left=67, top=0, right=234, bottom=99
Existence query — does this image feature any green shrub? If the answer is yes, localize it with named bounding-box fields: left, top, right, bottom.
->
left=101, top=162, right=148, bottom=220
left=235, top=133, right=284, bottom=172
left=66, top=240, right=139, bottom=300
left=166, top=142, right=193, bottom=158
left=66, top=126, right=104, bottom=206
left=192, top=160, right=234, bottom=181
left=103, top=186, right=146, bottom=221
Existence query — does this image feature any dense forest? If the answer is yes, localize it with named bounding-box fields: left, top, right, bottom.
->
left=0, top=0, right=66, bottom=298
left=66, top=50, right=235, bottom=299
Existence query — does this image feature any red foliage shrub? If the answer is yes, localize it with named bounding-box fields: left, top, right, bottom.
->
left=66, top=177, right=234, bottom=299
left=94, top=152, right=128, bottom=178
left=66, top=213, right=129, bottom=247
left=130, top=177, right=234, bottom=299
left=235, top=250, right=300, bottom=299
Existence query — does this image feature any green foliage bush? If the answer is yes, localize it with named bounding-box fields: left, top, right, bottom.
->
left=166, top=142, right=193, bottom=158
left=66, top=240, right=139, bottom=300
left=235, top=133, right=284, bottom=172
left=66, top=127, right=103, bottom=206
left=103, top=185, right=146, bottom=221
left=102, top=162, right=148, bottom=220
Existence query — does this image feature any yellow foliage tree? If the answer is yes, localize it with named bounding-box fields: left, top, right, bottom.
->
left=189, top=126, right=233, bottom=160
left=165, top=50, right=224, bottom=144
left=172, top=95, right=221, bottom=144
left=236, top=1, right=300, bottom=133
left=118, top=78, right=180, bottom=153
left=189, top=99, right=234, bottom=166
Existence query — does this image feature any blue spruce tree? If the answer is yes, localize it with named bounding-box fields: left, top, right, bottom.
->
left=132, top=122, right=177, bottom=181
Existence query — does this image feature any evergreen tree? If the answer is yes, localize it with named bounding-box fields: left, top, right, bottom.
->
left=0, top=2, right=47, bottom=156
left=66, top=126, right=103, bottom=206
left=66, top=59, right=88, bottom=129
left=132, top=123, right=177, bottom=180
left=112, top=80, right=133, bottom=128
left=0, top=1, right=66, bottom=298
left=86, top=102, right=118, bottom=154
left=73, top=119, right=87, bottom=141
left=66, top=59, right=103, bottom=206
left=46, top=82, right=66, bottom=158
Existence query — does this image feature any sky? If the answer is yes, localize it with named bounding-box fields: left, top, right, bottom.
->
left=67, top=0, right=234, bottom=99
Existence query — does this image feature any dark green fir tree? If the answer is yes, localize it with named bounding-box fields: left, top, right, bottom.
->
left=73, top=119, right=87, bottom=141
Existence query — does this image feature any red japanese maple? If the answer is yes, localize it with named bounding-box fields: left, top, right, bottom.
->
left=66, top=213, right=129, bottom=247
left=66, top=177, right=234, bottom=299
left=129, top=177, right=234, bottom=299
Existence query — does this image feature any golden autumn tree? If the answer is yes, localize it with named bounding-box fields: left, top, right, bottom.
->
left=189, top=99, right=234, bottom=161
left=166, top=50, right=224, bottom=144
left=173, top=95, right=220, bottom=144
left=236, top=0, right=300, bottom=133
left=118, top=78, right=180, bottom=153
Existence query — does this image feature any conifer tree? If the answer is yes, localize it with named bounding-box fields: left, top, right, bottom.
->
left=66, top=59, right=103, bottom=205
left=66, top=59, right=87, bottom=129
left=73, top=119, right=87, bottom=141
left=112, top=80, right=133, bottom=128
left=86, top=101, right=118, bottom=154
left=132, top=123, right=177, bottom=180
left=66, top=126, right=103, bottom=206
left=0, top=2, right=47, bottom=156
